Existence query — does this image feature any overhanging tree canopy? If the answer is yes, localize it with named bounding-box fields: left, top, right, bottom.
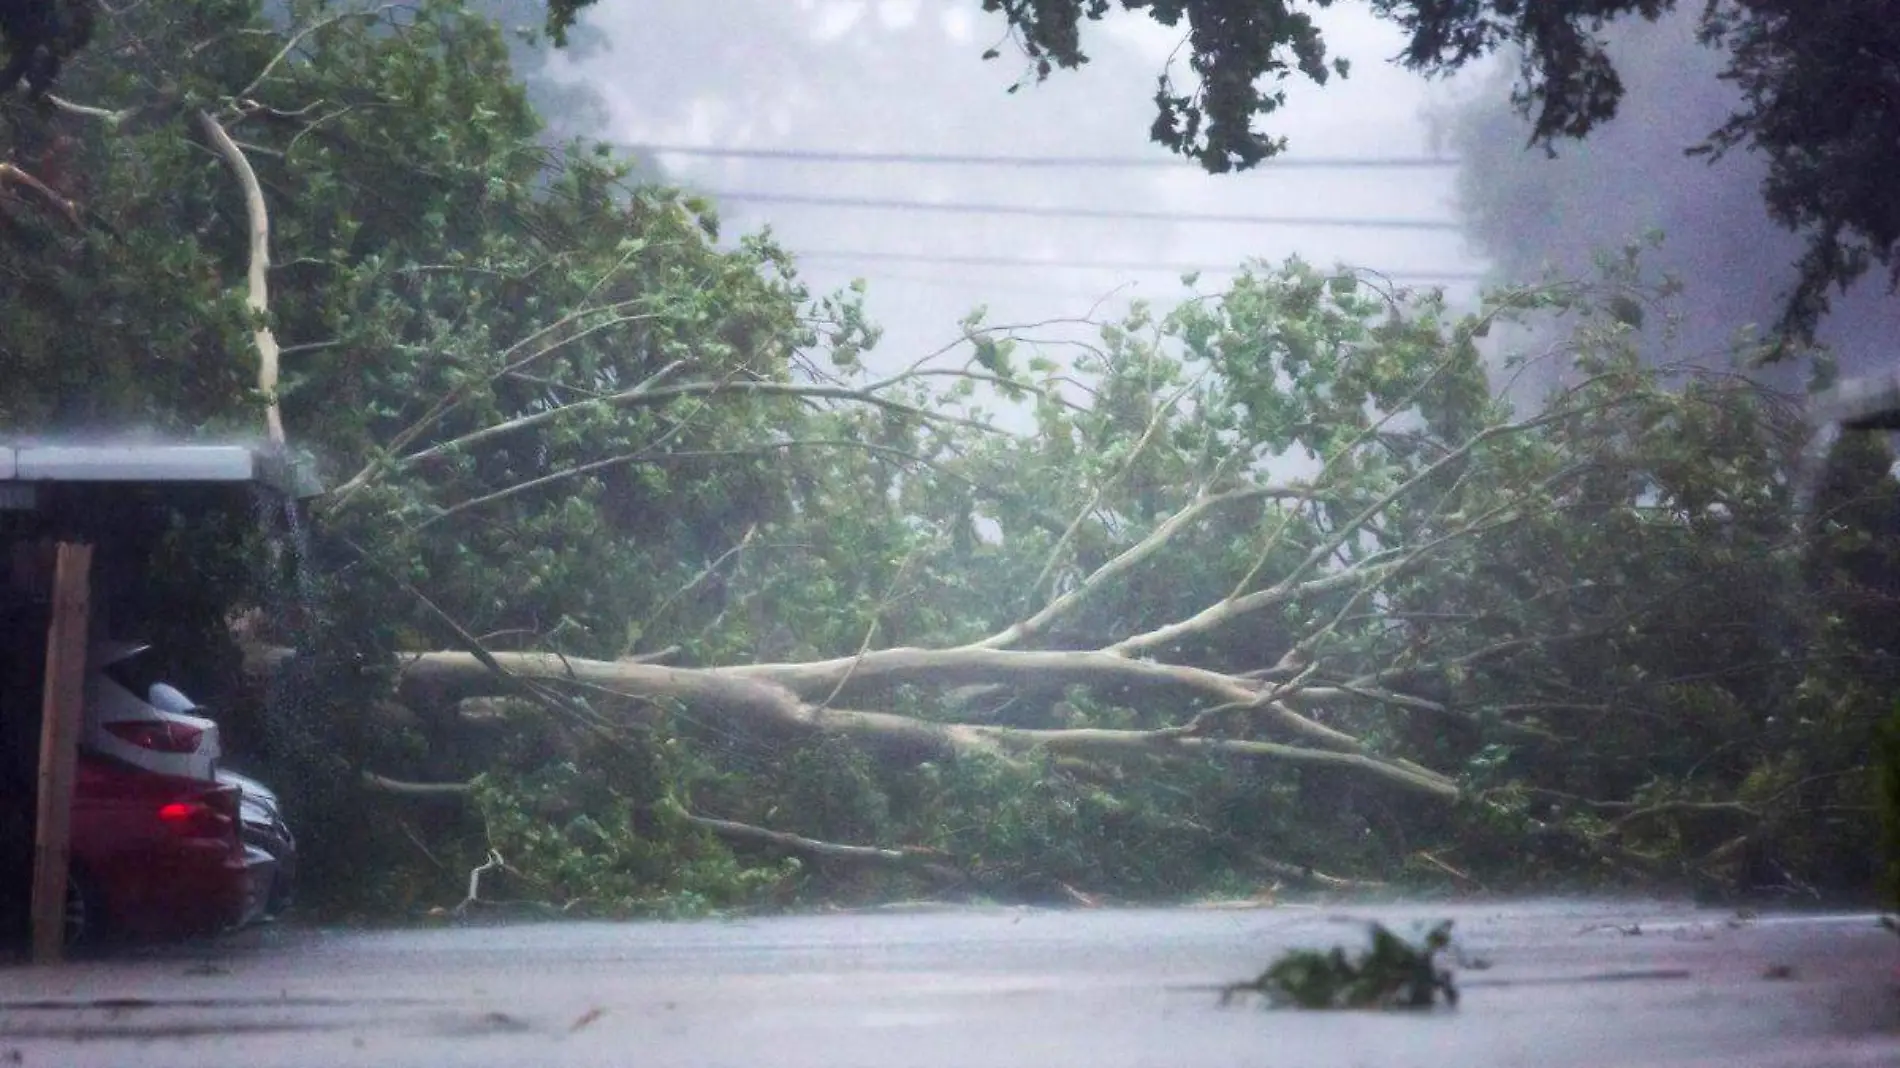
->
left=534, top=0, right=1893, bottom=345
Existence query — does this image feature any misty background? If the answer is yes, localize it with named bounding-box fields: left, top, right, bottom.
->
left=492, top=0, right=1892, bottom=392
left=1438, top=5, right=1895, bottom=392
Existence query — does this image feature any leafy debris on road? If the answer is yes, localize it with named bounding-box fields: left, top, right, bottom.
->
left=1220, top=921, right=1458, bottom=1010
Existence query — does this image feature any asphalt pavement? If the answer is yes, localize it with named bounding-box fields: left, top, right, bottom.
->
left=1, top=899, right=1897, bottom=1066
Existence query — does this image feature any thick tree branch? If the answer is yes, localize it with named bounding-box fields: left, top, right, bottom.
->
left=715, top=647, right=1366, bottom=753
left=42, top=95, right=132, bottom=125
left=395, top=650, right=1458, bottom=800
left=197, top=111, right=285, bottom=445
left=0, top=163, right=81, bottom=229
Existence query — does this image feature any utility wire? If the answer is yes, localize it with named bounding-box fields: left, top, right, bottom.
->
left=792, top=249, right=1487, bottom=283
left=631, top=144, right=1459, bottom=170
left=710, top=190, right=1461, bottom=231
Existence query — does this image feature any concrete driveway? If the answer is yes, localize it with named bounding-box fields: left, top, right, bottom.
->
left=1, top=899, right=1896, bottom=1066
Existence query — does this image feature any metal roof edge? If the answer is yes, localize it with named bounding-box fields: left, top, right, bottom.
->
left=0, top=443, right=324, bottom=498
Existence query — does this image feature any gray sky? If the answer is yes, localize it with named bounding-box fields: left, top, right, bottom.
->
left=548, top=1, right=1485, bottom=372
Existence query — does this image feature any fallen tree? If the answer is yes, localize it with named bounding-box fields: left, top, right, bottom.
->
left=17, top=0, right=1878, bottom=912
left=396, top=648, right=1462, bottom=801
left=269, top=246, right=1860, bottom=909
left=263, top=632, right=1417, bottom=788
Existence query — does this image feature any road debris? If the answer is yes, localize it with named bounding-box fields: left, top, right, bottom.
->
left=1219, top=920, right=1458, bottom=1010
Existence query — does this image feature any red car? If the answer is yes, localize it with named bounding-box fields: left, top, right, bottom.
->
left=3, top=752, right=256, bottom=948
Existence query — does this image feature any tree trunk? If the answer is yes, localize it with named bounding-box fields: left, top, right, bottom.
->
left=395, top=650, right=1460, bottom=802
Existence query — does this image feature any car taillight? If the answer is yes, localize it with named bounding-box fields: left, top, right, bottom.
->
left=157, top=792, right=237, bottom=842
left=105, top=720, right=205, bottom=753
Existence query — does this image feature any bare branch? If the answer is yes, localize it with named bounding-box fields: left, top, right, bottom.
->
left=393, top=380, right=999, bottom=473
left=1293, top=685, right=1566, bottom=744
left=361, top=771, right=473, bottom=798
left=867, top=313, right=1114, bottom=393
left=390, top=308, right=669, bottom=457
left=968, top=726, right=1461, bottom=801
left=42, top=95, right=131, bottom=125
left=1027, top=371, right=1204, bottom=604
left=398, top=646, right=1452, bottom=794
left=972, top=484, right=1307, bottom=650
left=321, top=304, right=674, bottom=512
left=678, top=812, right=963, bottom=881
left=1114, top=403, right=1593, bottom=657
left=621, top=525, right=758, bottom=658
left=408, top=438, right=980, bottom=533
left=1249, top=856, right=1382, bottom=893
left=324, top=352, right=682, bottom=513
left=234, top=4, right=399, bottom=101
left=816, top=544, right=929, bottom=712
left=1108, top=547, right=1405, bottom=657
left=1606, top=800, right=1758, bottom=835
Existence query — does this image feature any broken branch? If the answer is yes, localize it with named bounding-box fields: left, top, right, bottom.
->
left=679, top=812, right=964, bottom=882
left=197, top=111, right=285, bottom=445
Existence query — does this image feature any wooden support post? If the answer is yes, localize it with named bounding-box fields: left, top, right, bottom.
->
left=30, top=543, right=91, bottom=964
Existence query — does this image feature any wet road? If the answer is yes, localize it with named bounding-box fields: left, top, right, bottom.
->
left=1, top=900, right=1897, bottom=1066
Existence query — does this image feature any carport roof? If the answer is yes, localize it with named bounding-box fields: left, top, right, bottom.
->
left=0, top=443, right=317, bottom=498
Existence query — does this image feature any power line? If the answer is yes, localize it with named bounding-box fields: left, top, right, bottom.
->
left=632, top=144, right=1459, bottom=170
left=792, top=249, right=1487, bottom=283
left=710, top=191, right=1462, bottom=231
left=840, top=270, right=1156, bottom=302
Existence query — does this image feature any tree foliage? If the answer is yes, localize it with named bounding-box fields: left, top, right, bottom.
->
left=1694, top=0, right=1900, bottom=341
left=22, top=0, right=1895, bottom=331
left=969, top=0, right=1898, bottom=342
left=2, top=0, right=1894, bottom=914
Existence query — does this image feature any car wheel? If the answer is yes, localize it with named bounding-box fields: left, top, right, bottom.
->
left=265, top=874, right=292, bottom=918
left=64, top=868, right=100, bottom=948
